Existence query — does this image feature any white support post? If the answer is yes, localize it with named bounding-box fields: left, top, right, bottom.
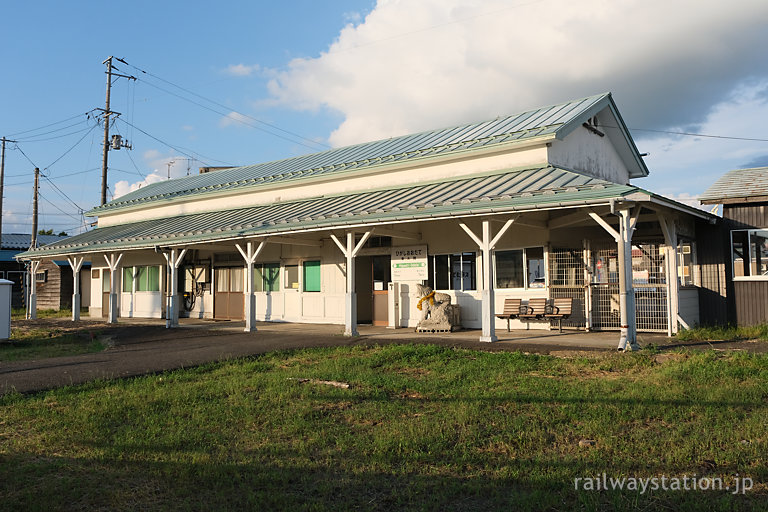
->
left=583, top=239, right=592, bottom=331
left=658, top=214, right=680, bottom=335
left=103, top=253, right=123, bottom=324
left=588, top=210, right=637, bottom=350
left=67, top=256, right=85, bottom=322
left=460, top=216, right=517, bottom=342
left=236, top=240, right=267, bottom=332
left=330, top=230, right=372, bottom=337
left=28, top=260, right=41, bottom=320
left=162, top=248, right=188, bottom=329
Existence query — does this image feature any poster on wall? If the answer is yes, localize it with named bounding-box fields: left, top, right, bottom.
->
left=391, top=245, right=428, bottom=281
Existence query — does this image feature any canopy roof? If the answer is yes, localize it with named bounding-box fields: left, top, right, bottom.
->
left=23, top=165, right=641, bottom=259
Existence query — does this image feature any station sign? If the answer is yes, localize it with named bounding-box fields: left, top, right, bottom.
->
left=391, top=245, right=428, bottom=281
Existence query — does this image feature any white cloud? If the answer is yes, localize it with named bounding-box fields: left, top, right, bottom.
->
left=636, top=80, right=768, bottom=197
left=113, top=155, right=188, bottom=199
left=266, top=0, right=768, bottom=148
left=225, top=63, right=260, bottom=77
left=219, top=111, right=250, bottom=128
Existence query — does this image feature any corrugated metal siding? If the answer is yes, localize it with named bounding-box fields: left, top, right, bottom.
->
left=695, top=220, right=730, bottom=325
left=92, top=94, right=611, bottom=214
left=23, top=166, right=634, bottom=258
left=724, top=203, right=768, bottom=229
left=734, top=281, right=768, bottom=326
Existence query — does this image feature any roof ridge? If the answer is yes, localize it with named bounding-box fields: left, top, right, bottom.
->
left=91, top=92, right=613, bottom=214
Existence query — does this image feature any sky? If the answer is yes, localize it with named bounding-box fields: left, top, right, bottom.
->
left=1, top=0, right=767, bottom=236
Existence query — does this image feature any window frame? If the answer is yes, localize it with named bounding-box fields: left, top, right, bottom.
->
left=731, top=229, right=768, bottom=281
left=426, top=252, right=477, bottom=292
left=494, top=246, right=546, bottom=290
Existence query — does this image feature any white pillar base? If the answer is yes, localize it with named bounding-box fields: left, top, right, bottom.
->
left=29, top=295, right=37, bottom=320
left=480, top=289, right=497, bottom=342
left=344, top=292, right=358, bottom=337
left=72, top=294, right=81, bottom=322
left=108, top=292, right=118, bottom=324
left=244, top=293, right=256, bottom=332
left=166, top=294, right=179, bottom=329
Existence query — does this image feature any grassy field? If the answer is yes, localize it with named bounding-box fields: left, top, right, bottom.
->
left=677, top=324, right=768, bottom=342
left=0, top=344, right=766, bottom=511
left=1, top=317, right=106, bottom=362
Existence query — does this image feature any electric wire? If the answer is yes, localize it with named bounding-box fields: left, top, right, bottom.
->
left=120, top=58, right=329, bottom=150
left=6, top=111, right=93, bottom=138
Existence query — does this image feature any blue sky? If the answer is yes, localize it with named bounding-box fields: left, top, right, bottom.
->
left=1, top=0, right=767, bottom=236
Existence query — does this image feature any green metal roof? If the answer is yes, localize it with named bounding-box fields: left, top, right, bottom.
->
left=700, top=167, right=768, bottom=204
left=22, top=165, right=637, bottom=259
left=89, top=92, right=647, bottom=216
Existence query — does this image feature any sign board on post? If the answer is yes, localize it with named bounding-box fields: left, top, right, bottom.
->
left=391, top=245, right=428, bottom=281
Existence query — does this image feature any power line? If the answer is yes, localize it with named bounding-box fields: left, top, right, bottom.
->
left=11, top=144, right=38, bottom=168
left=628, top=126, right=768, bottom=143
left=41, top=175, right=84, bottom=212
left=7, top=111, right=93, bottom=138
left=121, top=58, right=329, bottom=151
left=42, top=124, right=99, bottom=171
left=118, top=118, right=213, bottom=167
left=38, top=192, right=82, bottom=221
left=15, top=120, right=90, bottom=142
left=17, top=126, right=94, bottom=143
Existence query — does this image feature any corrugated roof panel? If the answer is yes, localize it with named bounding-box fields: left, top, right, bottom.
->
left=92, top=93, right=612, bottom=215
left=700, top=167, right=768, bottom=203
left=24, top=166, right=636, bottom=259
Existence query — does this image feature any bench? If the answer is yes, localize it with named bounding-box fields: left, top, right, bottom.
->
left=545, top=297, right=573, bottom=332
left=519, top=297, right=548, bottom=320
left=495, top=298, right=523, bottom=332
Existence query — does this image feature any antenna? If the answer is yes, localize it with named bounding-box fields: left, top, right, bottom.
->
left=166, top=160, right=176, bottom=180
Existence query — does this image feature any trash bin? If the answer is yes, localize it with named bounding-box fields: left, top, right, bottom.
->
left=0, top=279, right=12, bottom=340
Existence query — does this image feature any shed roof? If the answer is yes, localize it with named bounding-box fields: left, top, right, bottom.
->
left=700, top=167, right=768, bottom=204
left=88, top=92, right=648, bottom=216
left=1, top=234, right=66, bottom=250
left=22, top=165, right=638, bottom=259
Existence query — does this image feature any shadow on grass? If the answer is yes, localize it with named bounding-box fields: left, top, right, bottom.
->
left=0, top=451, right=762, bottom=511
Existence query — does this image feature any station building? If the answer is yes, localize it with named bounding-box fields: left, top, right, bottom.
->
left=18, top=93, right=718, bottom=347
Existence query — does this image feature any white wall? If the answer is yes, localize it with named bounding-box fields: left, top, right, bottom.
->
left=548, top=125, right=630, bottom=185
left=98, top=144, right=551, bottom=227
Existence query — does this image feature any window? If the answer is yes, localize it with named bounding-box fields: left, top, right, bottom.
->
left=136, top=266, right=160, bottom=292
left=731, top=229, right=768, bottom=279
left=254, top=263, right=280, bottom=292
left=677, top=243, right=695, bottom=286
left=303, top=260, right=321, bottom=292
left=35, top=270, right=47, bottom=283
left=122, top=267, right=134, bottom=292
left=427, top=253, right=476, bottom=291
left=285, top=264, right=299, bottom=290
left=495, top=247, right=545, bottom=289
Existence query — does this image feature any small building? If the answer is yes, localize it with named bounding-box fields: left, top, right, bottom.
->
left=0, top=234, right=67, bottom=308
left=18, top=93, right=717, bottom=346
left=700, top=167, right=768, bottom=326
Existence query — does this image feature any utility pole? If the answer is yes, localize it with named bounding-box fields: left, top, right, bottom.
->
left=100, top=57, right=114, bottom=206
left=99, top=56, right=136, bottom=206
left=31, top=167, right=39, bottom=249
left=0, top=137, right=14, bottom=243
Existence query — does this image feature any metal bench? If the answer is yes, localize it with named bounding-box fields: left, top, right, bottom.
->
left=495, top=298, right=523, bottom=332
left=545, top=297, right=573, bottom=332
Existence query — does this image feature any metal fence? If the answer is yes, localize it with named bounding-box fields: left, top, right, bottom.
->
left=587, top=242, right=669, bottom=333
left=548, top=247, right=587, bottom=329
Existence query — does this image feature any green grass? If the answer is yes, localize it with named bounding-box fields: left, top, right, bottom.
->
left=10, top=308, right=87, bottom=320
left=0, top=327, right=105, bottom=362
left=677, top=324, right=768, bottom=342
left=1, top=345, right=766, bottom=511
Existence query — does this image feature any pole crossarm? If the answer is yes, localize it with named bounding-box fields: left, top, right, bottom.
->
left=103, top=252, right=123, bottom=271
left=67, top=255, right=85, bottom=273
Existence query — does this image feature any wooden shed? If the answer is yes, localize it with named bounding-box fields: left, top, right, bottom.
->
left=700, top=167, right=768, bottom=326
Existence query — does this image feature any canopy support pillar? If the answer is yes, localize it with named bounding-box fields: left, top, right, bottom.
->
left=67, top=256, right=85, bottom=321
left=460, top=216, right=517, bottom=342
left=162, top=248, right=187, bottom=328
left=331, top=230, right=372, bottom=337
left=103, top=253, right=123, bottom=324
left=236, top=240, right=267, bottom=332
